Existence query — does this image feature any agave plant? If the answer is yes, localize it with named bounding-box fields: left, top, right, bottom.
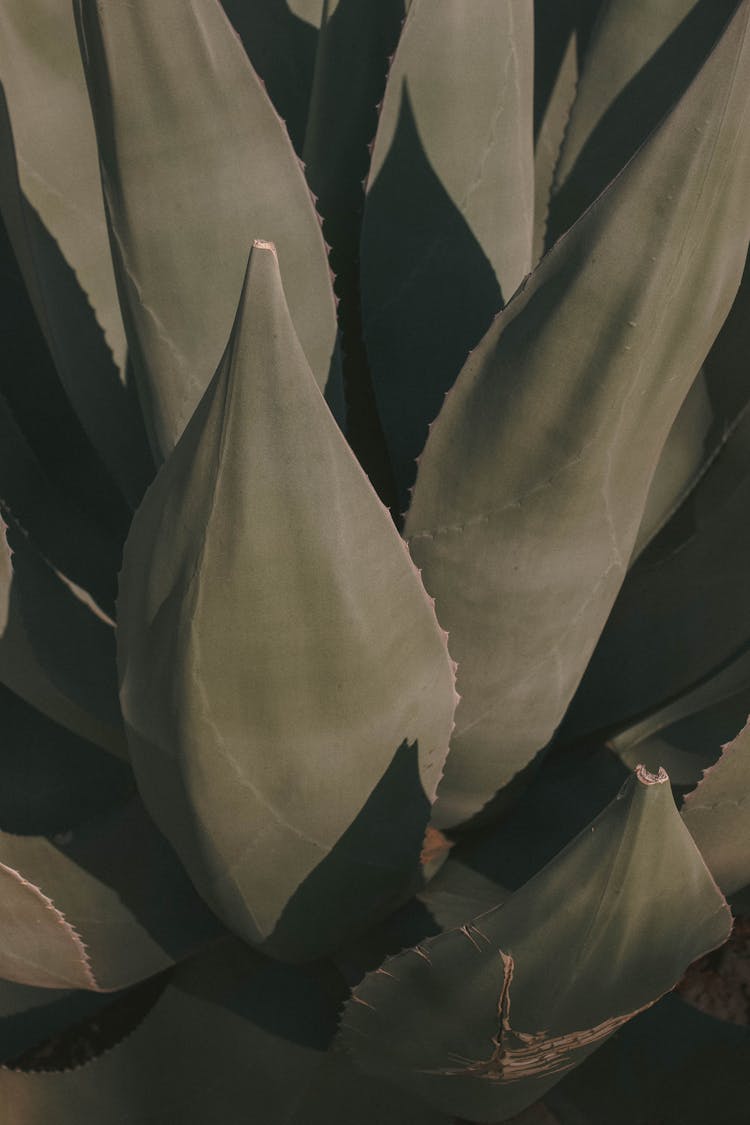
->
left=0, top=0, right=749, bottom=1121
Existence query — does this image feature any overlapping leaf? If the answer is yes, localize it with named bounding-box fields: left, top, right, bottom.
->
left=405, top=2, right=750, bottom=827
left=341, top=769, right=731, bottom=1121
left=117, top=242, right=456, bottom=961
left=0, top=0, right=153, bottom=508
left=682, top=717, right=750, bottom=894
left=74, top=0, right=343, bottom=457
left=0, top=799, right=222, bottom=992
left=0, top=942, right=449, bottom=1124
left=361, top=0, right=535, bottom=506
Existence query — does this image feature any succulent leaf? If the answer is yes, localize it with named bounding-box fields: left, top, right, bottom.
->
left=406, top=1, right=750, bottom=827
left=0, top=799, right=222, bottom=993
left=0, top=516, right=125, bottom=756
left=0, top=941, right=450, bottom=1123
left=0, top=0, right=154, bottom=509
left=220, top=1, right=320, bottom=154
left=74, top=0, right=343, bottom=458
left=117, top=242, right=456, bottom=961
left=361, top=0, right=535, bottom=507
left=682, top=716, right=750, bottom=894
left=549, top=0, right=739, bottom=242
left=341, top=769, right=732, bottom=1122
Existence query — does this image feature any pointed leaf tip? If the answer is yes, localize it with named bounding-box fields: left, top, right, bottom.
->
left=118, top=247, right=456, bottom=960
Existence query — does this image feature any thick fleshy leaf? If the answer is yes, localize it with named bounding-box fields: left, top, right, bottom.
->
left=341, top=769, right=731, bottom=1121
left=563, top=406, right=750, bottom=744
left=608, top=650, right=750, bottom=786
left=74, top=0, right=343, bottom=458
left=682, top=717, right=750, bottom=894
left=0, top=0, right=154, bottom=508
left=302, top=0, right=405, bottom=503
left=0, top=942, right=449, bottom=1124
left=0, top=979, right=117, bottom=1065
left=117, top=242, right=456, bottom=961
left=220, top=1, right=320, bottom=153
left=548, top=0, right=739, bottom=242
left=546, top=993, right=750, bottom=1125
left=0, top=799, right=222, bottom=993
left=0, top=517, right=125, bottom=757
left=0, top=862, right=95, bottom=992
left=361, top=0, right=534, bottom=506
left=405, top=3, right=750, bottom=827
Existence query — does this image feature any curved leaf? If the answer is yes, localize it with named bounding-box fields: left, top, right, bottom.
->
left=549, top=0, right=739, bottom=241
left=0, top=0, right=154, bottom=508
left=0, top=942, right=449, bottom=1124
left=682, top=717, right=750, bottom=894
left=0, top=516, right=126, bottom=757
left=0, top=979, right=116, bottom=1065
left=117, top=242, right=456, bottom=961
left=0, top=799, right=222, bottom=993
left=341, top=769, right=731, bottom=1121
left=0, top=862, right=95, bottom=992
left=74, top=0, right=343, bottom=458
left=361, top=0, right=534, bottom=507
left=220, top=1, right=320, bottom=153
left=563, top=407, right=750, bottom=743
left=405, top=3, right=750, bottom=827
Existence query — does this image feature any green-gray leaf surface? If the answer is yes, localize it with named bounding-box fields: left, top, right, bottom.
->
left=406, top=2, right=750, bottom=827
left=117, top=242, right=456, bottom=961
left=74, top=0, right=343, bottom=458
left=0, top=942, right=450, bottom=1124
left=0, top=799, right=222, bottom=992
left=682, top=717, right=750, bottom=894
left=361, top=0, right=534, bottom=507
left=0, top=0, right=153, bottom=508
left=341, top=769, right=731, bottom=1122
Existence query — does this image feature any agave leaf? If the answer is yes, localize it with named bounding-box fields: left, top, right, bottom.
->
left=682, top=717, right=750, bottom=894
left=608, top=649, right=750, bottom=786
left=361, top=0, right=534, bottom=507
left=405, top=3, right=750, bottom=828
left=0, top=681, right=132, bottom=837
left=0, top=941, right=449, bottom=1124
left=220, top=1, right=320, bottom=153
left=0, top=799, right=222, bottom=993
left=341, top=768, right=731, bottom=1122
left=302, top=0, right=406, bottom=501
left=0, top=978, right=117, bottom=1065
left=74, top=0, right=343, bottom=459
left=0, top=861, right=95, bottom=992
left=0, top=1, right=153, bottom=509
left=548, top=0, right=739, bottom=242
left=117, top=242, right=456, bottom=961
left=563, top=407, right=750, bottom=746
left=0, top=516, right=126, bottom=757
left=547, top=993, right=750, bottom=1125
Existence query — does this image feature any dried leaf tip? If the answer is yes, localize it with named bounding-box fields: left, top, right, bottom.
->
left=635, top=764, right=669, bottom=786
left=252, top=238, right=277, bottom=255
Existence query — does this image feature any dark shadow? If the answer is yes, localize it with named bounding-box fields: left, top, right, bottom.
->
left=220, top=0, right=319, bottom=154
left=264, top=740, right=432, bottom=962
left=180, top=940, right=346, bottom=1051
left=0, top=981, right=120, bottom=1066
left=533, top=0, right=604, bottom=142
left=0, top=681, right=132, bottom=837
left=450, top=742, right=629, bottom=895
left=362, top=88, right=504, bottom=511
left=303, top=0, right=405, bottom=513
left=546, top=0, right=738, bottom=246
left=4, top=513, right=122, bottom=728
left=0, top=84, right=154, bottom=522
left=53, top=797, right=225, bottom=963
